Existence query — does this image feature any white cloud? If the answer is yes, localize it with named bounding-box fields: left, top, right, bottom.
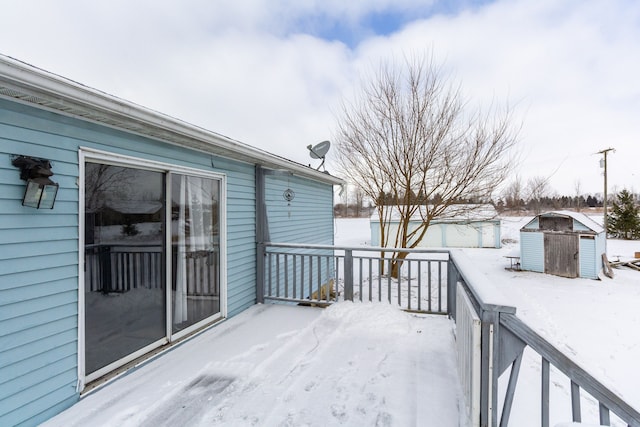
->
left=2, top=0, right=639, bottom=195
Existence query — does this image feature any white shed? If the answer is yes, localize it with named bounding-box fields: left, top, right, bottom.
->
left=520, top=211, right=605, bottom=279
left=370, top=205, right=501, bottom=248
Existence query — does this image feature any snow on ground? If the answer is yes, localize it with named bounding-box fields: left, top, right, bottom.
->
left=336, top=214, right=640, bottom=426
left=45, top=303, right=463, bottom=427
left=466, top=215, right=640, bottom=426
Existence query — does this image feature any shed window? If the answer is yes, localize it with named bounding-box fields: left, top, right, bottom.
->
left=539, top=216, right=572, bottom=232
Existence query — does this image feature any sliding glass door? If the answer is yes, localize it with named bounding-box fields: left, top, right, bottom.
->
left=171, top=174, right=221, bottom=334
left=84, top=164, right=166, bottom=375
left=83, top=157, right=224, bottom=380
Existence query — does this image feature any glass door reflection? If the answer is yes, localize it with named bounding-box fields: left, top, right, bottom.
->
left=171, top=174, right=221, bottom=334
left=84, top=163, right=166, bottom=375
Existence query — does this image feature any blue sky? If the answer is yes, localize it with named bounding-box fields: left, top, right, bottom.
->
left=1, top=0, right=639, bottom=196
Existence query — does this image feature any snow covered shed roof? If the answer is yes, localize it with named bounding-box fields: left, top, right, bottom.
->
left=370, top=204, right=499, bottom=222
left=521, top=210, right=604, bottom=234
left=0, top=54, right=342, bottom=186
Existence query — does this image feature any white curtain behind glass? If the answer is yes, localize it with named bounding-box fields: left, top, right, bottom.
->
left=174, top=176, right=209, bottom=324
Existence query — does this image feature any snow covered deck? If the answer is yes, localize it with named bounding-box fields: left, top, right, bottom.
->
left=44, top=303, right=463, bottom=427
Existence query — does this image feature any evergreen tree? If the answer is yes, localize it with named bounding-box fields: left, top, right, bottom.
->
left=607, top=189, right=640, bottom=239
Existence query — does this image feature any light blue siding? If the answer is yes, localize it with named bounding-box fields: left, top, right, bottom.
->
left=264, top=174, right=335, bottom=299
left=369, top=219, right=499, bottom=248
left=579, top=237, right=597, bottom=279
left=370, top=221, right=381, bottom=246
left=520, top=232, right=544, bottom=272
left=1, top=101, right=80, bottom=427
left=573, top=220, right=590, bottom=232
left=265, top=174, right=334, bottom=244
left=0, top=97, right=258, bottom=426
left=523, top=217, right=539, bottom=230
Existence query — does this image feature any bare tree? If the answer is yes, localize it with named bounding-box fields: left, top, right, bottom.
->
left=352, top=186, right=367, bottom=217
left=502, top=176, right=524, bottom=212
left=85, top=163, right=137, bottom=210
left=526, top=175, right=551, bottom=214
left=334, top=53, right=519, bottom=277
left=574, top=179, right=582, bottom=212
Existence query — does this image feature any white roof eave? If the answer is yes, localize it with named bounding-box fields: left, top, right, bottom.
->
left=0, top=55, right=343, bottom=186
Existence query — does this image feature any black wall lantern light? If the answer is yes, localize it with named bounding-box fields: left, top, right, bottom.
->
left=12, top=155, right=59, bottom=209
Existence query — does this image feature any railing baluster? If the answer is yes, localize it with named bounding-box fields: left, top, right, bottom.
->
left=368, top=258, right=373, bottom=302
left=276, top=253, right=281, bottom=298
left=378, top=259, right=382, bottom=302
left=417, top=260, right=422, bottom=311
left=428, top=261, right=432, bottom=312
left=359, top=257, right=363, bottom=299
left=571, top=381, right=581, bottom=422
left=317, top=255, right=322, bottom=301
left=407, top=260, right=412, bottom=310
left=387, top=259, right=392, bottom=304
left=542, top=357, right=550, bottom=427
left=325, top=256, right=331, bottom=302
left=438, top=261, right=442, bottom=312
left=284, top=254, right=289, bottom=298
left=335, top=255, right=340, bottom=298
left=600, top=402, right=611, bottom=426
left=268, top=252, right=272, bottom=298
left=308, top=256, right=313, bottom=300
left=300, top=254, right=304, bottom=299
left=292, top=254, right=297, bottom=299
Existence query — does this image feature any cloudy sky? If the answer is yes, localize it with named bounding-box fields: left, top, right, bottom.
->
left=2, top=0, right=638, bottom=196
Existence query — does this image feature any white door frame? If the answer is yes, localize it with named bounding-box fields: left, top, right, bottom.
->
left=77, top=147, right=227, bottom=390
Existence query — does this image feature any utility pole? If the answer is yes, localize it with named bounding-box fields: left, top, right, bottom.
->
left=598, top=148, right=615, bottom=235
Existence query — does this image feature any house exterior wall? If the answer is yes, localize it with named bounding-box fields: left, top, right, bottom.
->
left=520, top=231, right=545, bottom=272
left=0, top=97, right=263, bottom=426
left=263, top=174, right=335, bottom=299
left=265, top=174, right=334, bottom=245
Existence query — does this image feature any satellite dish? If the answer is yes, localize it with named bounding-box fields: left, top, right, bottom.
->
left=307, top=140, right=331, bottom=171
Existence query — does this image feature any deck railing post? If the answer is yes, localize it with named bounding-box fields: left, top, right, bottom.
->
left=344, top=249, right=354, bottom=301
left=257, top=243, right=265, bottom=303
left=447, top=257, right=458, bottom=319
left=479, top=309, right=500, bottom=427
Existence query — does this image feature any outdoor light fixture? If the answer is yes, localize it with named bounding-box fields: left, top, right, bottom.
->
left=11, top=155, right=59, bottom=209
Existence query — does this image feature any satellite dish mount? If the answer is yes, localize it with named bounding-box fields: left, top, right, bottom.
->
left=307, top=140, right=331, bottom=172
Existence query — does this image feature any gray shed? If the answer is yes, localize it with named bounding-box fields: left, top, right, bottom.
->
left=520, top=211, right=605, bottom=279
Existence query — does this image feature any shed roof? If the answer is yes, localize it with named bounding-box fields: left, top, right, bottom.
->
left=522, top=210, right=604, bottom=234
left=0, top=55, right=342, bottom=186
left=105, top=201, right=163, bottom=215
left=370, top=204, right=499, bottom=222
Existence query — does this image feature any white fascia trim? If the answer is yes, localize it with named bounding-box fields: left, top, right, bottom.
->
left=77, top=151, right=86, bottom=391
left=0, top=55, right=343, bottom=186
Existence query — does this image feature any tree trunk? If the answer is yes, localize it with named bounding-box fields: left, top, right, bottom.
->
left=390, top=251, right=409, bottom=279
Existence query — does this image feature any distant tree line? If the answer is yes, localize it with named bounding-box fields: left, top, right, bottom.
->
left=495, top=194, right=603, bottom=213
left=335, top=192, right=605, bottom=217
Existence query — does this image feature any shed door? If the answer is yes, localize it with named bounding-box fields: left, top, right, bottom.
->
left=544, top=233, right=579, bottom=278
